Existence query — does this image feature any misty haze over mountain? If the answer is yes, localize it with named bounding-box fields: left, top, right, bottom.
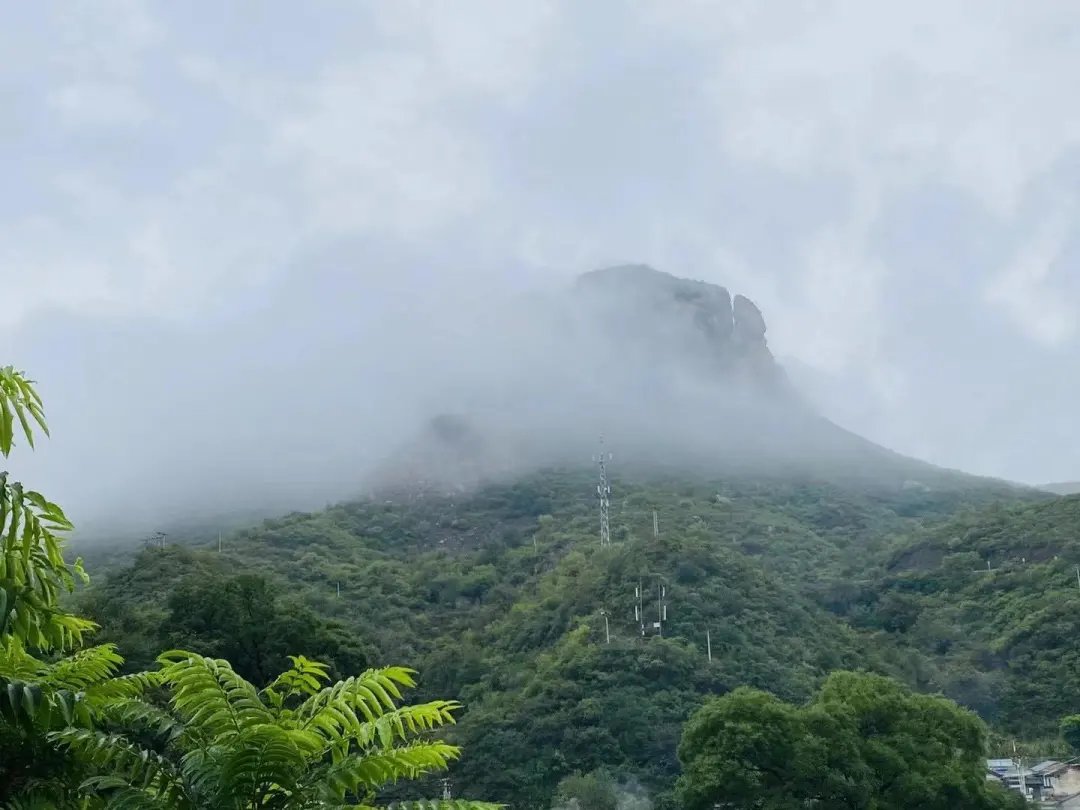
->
left=9, top=264, right=1021, bottom=534
left=4, top=2, right=1080, bottom=534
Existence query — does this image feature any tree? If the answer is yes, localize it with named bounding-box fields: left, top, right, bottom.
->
left=0, top=367, right=91, bottom=651
left=162, top=572, right=368, bottom=684
left=1062, top=714, right=1080, bottom=753
left=676, top=671, right=1026, bottom=810
left=674, top=686, right=865, bottom=810
left=553, top=770, right=618, bottom=810
left=52, top=651, right=500, bottom=809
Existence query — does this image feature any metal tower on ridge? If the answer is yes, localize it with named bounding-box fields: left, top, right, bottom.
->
left=595, top=439, right=612, bottom=547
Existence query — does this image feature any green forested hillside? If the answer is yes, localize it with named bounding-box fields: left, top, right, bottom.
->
left=74, top=468, right=1054, bottom=808
left=843, top=494, right=1080, bottom=737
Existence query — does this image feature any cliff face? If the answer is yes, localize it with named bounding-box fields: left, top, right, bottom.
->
left=573, top=265, right=787, bottom=394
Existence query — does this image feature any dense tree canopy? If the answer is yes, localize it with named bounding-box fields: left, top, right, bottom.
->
left=1062, top=715, right=1080, bottom=753
left=73, top=467, right=1071, bottom=807
left=162, top=571, right=369, bottom=684
left=676, top=671, right=1026, bottom=810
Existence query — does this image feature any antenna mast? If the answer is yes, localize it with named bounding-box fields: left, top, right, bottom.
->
left=595, top=439, right=612, bottom=548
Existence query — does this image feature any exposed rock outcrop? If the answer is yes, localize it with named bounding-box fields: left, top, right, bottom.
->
left=575, top=264, right=784, bottom=391
left=733, top=294, right=767, bottom=343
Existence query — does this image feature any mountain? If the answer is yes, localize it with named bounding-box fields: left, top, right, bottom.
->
left=70, top=264, right=1061, bottom=807
left=1042, top=482, right=1080, bottom=495
left=371, top=265, right=1025, bottom=500
left=78, top=466, right=1050, bottom=808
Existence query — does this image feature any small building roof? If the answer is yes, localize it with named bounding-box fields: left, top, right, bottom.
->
left=1031, top=760, right=1063, bottom=775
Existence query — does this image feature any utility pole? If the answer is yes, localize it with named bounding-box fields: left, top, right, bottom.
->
left=600, top=609, right=610, bottom=644
left=653, top=509, right=659, bottom=540
left=218, top=532, right=222, bottom=553
left=635, top=581, right=644, bottom=636
left=1075, top=565, right=1080, bottom=591
left=657, top=580, right=666, bottom=637
left=638, top=573, right=668, bottom=637
left=706, top=629, right=712, bottom=663
left=1013, top=741, right=1027, bottom=802
left=595, top=439, right=612, bottom=548
left=336, top=582, right=341, bottom=598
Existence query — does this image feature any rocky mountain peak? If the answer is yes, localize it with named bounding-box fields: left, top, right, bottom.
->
left=574, top=264, right=784, bottom=391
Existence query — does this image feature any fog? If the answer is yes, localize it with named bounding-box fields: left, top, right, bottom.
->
left=7, top=260, right=547, bottom=531
left=7, top=260, right=1001, bottom=538
left=4, top=1, right=1080, bottom=536
left=0, top=264, right=818, bottom=531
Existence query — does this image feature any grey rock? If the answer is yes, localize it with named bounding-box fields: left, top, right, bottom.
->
left=733, top=294, right=767, bottom=343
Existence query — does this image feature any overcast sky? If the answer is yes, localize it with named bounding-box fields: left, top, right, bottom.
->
left=3, top=1, right=1079, bottom=525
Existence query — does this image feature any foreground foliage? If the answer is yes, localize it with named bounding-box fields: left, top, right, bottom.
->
left=52, top=652, right=497, bottom=809
left=0, top=640, right=143, bottom=803
left=0, top=367, right=106, bottom=802
left=1, top=364, right=496, bottom=809
left=676, top=671, right=1025, bottom=810
left=0, top=367, right=90, bottom=651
